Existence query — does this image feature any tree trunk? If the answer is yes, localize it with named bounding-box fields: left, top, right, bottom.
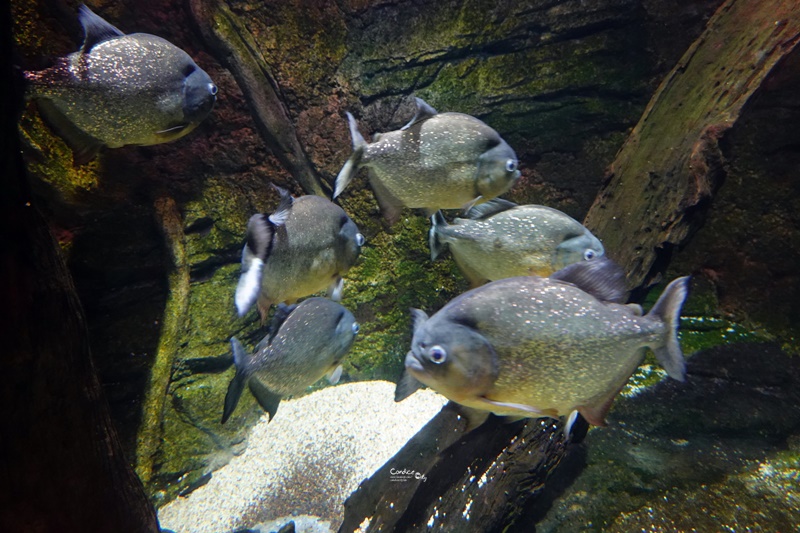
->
left=339, top=404, right=569, bottom=532
left=583, top=0, right=800, bottom=290
left=188, top=0, right=327, bottom=197
left=0, top=4, right=160, bottom=531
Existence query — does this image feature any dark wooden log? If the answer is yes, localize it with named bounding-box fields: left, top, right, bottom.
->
left=339, top=403, right=569, bottom=533
left=583, top=0, right=800, bottom=290
left=0, top=3, right=160, bottom=531
left=188, top=0, right=327, bottom=197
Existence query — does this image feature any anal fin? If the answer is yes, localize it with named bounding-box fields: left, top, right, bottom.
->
left=248, top=379, right=283, bottom=422
left=36, top=99, right=103, bottom=165
left=368, top=173, right=405, bottom=226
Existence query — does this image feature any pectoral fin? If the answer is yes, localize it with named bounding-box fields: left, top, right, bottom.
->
left=477, top=397, right=558, bottom=419
left=395, top=369, right=424, bottom=402
left=327, top=365, right=343, bottom=385
left=328, top=277, right=344, bottom=302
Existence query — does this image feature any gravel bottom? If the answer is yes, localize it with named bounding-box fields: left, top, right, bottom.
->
left=158, top=380, right=447, bottom=533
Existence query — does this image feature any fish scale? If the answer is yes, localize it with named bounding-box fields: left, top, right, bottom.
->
left=430, top=200, right=605, bottom=286
left=401, top=267, right=689, bottom=428
left=24, top=5, right=216, bottom=162
left=334, top=98, right=521, bottom=222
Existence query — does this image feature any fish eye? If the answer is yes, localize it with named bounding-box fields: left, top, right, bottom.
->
left=584, top=250, right=596, bottom=261
left=209, top=83, right=218, bottom=96
left=356, top=233, right=365, bottom=247
left=352, top=322, right=360, bottom=335
left=428, top=345, right=447, bottom=364
left=505, top=159, right=517, bottom=173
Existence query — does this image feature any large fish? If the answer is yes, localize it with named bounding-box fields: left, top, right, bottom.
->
left=235, top=185, right=365, bottom=320
left=429, top=199, right=605, bottom=287
left=24, top=5, right=217, bottom=164
left=333, top=97, right=521, bottom=224
left=222, top=298, right=359, bottom=423
left=397, top=260, right=689, bottom=430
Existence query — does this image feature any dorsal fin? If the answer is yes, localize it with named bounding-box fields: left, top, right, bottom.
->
left=550, top=256, right=628, bottom=303
left=267, top=303, right=298, bottom=343
left=78, top=5, right=125, bottom=53
left=401, top=97, right=438, bottom=130
left=463, top=198, right=518, bottom=220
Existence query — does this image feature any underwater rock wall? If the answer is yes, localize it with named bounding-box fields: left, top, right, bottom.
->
left=13, top=0, right=726, bottom=503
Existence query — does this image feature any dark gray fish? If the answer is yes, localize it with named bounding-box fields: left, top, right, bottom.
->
left=397, top=259, right=689, bottom=429
left=429, top=199, right=605, bottom=287
left=24, top=5, right=217, bottom=163
left=222, top=298, right=359, bottom=423
left=334, top=97, right=521, bottom=224
left=235, top=185, right=365, bottom=320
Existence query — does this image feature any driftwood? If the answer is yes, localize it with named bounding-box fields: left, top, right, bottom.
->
left=0, top=5, right=159, bottom=531
left=188, top=0, right=327, bottom=197
left=339, top=403, right=569, bottom=532
left=583, top=0, right=800, bottom=290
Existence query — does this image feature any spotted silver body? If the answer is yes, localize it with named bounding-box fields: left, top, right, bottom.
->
left=235, top=186, right=365, bottom=320
left=402, top=267, right=689, bottom=427
left=222, top=298, right=359, bottom=423
left=430, top=199, right=605, bottom=286
left=24, top=5, right=217, bottom=163
left=334, top=97, right=521, bottom=223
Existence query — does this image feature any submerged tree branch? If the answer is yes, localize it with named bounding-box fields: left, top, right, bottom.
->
left=583, top=0, right=800, bottom=290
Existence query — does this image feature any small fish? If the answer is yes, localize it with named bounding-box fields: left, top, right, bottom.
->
left=397, top=259, right=689, bottom=429
left=222, top=297, right=359, bottom=423
left=24, top=5, right=217, bottom=164
left=334, top=97, right=521, bottom=224
left=429, top=199, right=605, bottom=287
left=235, top=185, right=365, bottom=320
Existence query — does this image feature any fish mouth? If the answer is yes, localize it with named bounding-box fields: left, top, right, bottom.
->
left=404, top=351, right=425, bottom=375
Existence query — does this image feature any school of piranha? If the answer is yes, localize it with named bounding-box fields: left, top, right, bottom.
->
left=25, top=5, right=690, bottom=443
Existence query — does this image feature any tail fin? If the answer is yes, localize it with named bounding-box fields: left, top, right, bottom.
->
left=646, top=276, right=690, bottom=381
left=235, top=214, right=274, bottom=317
left=429, top=211, right=448, bottom=261
left=333, top=112, right=367, bottom=199
left=221, top=337, right=250, bottom=424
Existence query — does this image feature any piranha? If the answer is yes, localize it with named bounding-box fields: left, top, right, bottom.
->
left=333, top=97, right=521, bottom=224
left=222, top=297, right=359, bottom=423
left=429, top=199, right=605, bottom=287
left=396, top=259, right=690, bottom=430
left=235, top=185, right=365, bottom=320
left=23, top=5, right=217, bottom=164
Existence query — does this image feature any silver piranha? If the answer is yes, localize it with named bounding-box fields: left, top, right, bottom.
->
left=235, top=185, right=365, bottom=321
left=24, top=5, right=217, bottom=164
left=397, top=260, right=689, bottom=429
left=222, top=298, right=359, bottom=423
left=429, top=199, right=605, bottom=287
left=333, top=97, right=521, bottom=224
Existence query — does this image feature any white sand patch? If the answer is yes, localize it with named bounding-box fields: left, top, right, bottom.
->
left=158, top=381, right=446, bottom=533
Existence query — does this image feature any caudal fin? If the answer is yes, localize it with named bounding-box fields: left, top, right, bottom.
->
left=646, top=276, right=690, bottom=381
left=221, top=337, right=250, bottom=424
left=333, top=112, right=367, bottom=199
left=428, top=211, right=448, bottom=261
left=234, top=214, right=273, bottom=317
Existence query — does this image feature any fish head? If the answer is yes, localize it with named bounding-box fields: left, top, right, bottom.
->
left=552, top=230, right=606, bottom=271
left=181, top=61, right=217, bottom=124
left=330, top=305, right=360, bottom=359
left=404, top=309, right=498, bottom=403
left=475, top=139, right=521, bottom=200
left=337, top=213, right=365, bottom=268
